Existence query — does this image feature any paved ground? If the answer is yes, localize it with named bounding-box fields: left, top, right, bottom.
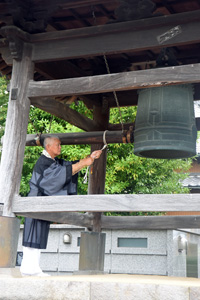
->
left=1, top=269, right=200, bottom=300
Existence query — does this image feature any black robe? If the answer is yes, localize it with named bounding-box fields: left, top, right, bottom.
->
left=22, top=155, right=78, bottom=249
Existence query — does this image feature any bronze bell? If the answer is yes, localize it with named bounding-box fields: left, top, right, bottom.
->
left=134, top=84, right=197, bottom=159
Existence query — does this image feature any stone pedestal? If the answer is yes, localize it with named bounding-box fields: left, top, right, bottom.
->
left=78, top=231, right=106, bottom=274
left=0, top=216, right=20, bottom=267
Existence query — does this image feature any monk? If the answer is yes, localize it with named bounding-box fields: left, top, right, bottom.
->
left=20, top=135, right=102, bottom=276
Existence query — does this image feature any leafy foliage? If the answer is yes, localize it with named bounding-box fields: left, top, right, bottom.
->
left=0, top=76, right=9, bottom=151
left=0, top=76, right=192, bottom=219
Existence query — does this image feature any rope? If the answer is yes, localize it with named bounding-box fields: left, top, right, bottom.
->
left=101, top=130, right=108, bottom=150
left=103, top=54, right=124, bottom=133
left=83, top=130, right=108, bottom=184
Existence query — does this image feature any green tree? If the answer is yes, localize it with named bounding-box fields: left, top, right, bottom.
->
left=0, top=76, right=192, bottom=211
left=0, top=76, right=9, bottom=152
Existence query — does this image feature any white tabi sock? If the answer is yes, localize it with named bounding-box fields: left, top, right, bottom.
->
left=20, top=246, right=43, bottom=275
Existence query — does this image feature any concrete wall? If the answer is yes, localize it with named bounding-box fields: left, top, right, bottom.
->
left=17, top=225, right=200, bottom=277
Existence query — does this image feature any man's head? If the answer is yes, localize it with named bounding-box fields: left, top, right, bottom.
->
left=44, top=136, right=61, bottom=158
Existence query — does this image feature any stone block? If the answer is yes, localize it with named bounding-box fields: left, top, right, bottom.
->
left=58, top=253, right=79, bottom=272
left=190, top=286, right=200, bottom=300
left=104, top=254, right=111, bottom=273
left=111, top=230, right=167, bottom=255
left=91, top=281, right=189, bottom=300
left=111, top=254, right=167, bottom=275
left=0, top=278, right=90, bottom=300
left=59, top=229, right=81, bottom=253
left=40, top=252, right=59, bottom=272
left=102, top=229, right=112, bottom=254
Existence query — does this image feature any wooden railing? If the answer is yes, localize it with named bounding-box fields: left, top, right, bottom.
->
left=12, top=193, right=200, bottom=230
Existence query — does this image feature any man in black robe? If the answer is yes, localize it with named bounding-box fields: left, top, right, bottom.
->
left=20, top=136, right=102, bottom=276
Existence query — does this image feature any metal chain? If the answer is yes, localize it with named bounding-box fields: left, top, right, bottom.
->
left=103, top=54, right=124, bottom=133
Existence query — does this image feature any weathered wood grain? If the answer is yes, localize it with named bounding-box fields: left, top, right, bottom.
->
left=101, top=215, right=200, bottom=229
left=13, top=194, right=200, bottom=213
left=18, top=211, right=93, bottom=228
left=31, top=97, right=101, bottom=131
left=25, top=130, right=133, bottom=146
left=14, top=211, right=200, bottom=229
left=87, top=104, right=110, bottom=232
left=28, top=63, right=200, bottom=98
left=0, top=44, right=34, bottom=216
left=30, top=10, right=200, bottom=62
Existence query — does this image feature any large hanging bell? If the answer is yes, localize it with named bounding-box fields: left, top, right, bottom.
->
left=134, top=84, right=197, bottom=159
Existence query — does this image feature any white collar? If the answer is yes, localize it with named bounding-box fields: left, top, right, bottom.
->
left=42, top=149, right=55, bottom=160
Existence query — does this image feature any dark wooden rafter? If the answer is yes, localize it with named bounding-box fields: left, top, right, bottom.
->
left=105, top=90, right=138, bottom=108
left=35, top=60, right=90, bottom=80
left=55, top=0, right=118, bottom=10
left=30, top=95, right=136, bottom=132
left=31, top=97, right=101, bottom=132
left=28, top=10, right=200, bottom=62
left=69, top=8, right=92, bottom=27
left=160, top=0, right=176, bottom=14
left=1, top=10, right=200, bottom=65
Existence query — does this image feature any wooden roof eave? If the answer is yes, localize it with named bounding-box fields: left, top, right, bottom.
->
left=1, top=9, right=200, bottom=65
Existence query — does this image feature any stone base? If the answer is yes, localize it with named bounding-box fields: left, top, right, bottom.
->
left=0, top=274, right=200, bottom=300
left=0, top=267, right=22, bottom=278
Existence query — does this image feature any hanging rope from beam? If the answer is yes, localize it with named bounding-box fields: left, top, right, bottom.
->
left=103, top=54, right=125, bottom=133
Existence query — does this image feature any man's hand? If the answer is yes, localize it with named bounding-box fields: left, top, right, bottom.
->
left=72, top=150, right=102, bottom=175
left=85, top=150, right=102, bottom=166
left=90, top=150, right=102, bottom=160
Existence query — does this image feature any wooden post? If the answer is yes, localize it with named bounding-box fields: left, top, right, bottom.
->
left=78, top=101, right=109, bottom=274
left=0, top=43, right=34, bottom=216
left=0, top=42, right=34, bottom=269
left=88, top=103, right=109, bottom=232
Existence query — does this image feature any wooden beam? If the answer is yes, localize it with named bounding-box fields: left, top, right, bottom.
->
left=101, top=215, right=200, bottom=229
left=106, top=90, right=138, bottom=108
left=56, top=0, right=118, bottom=10
left=28, top=63, right=200, bottom=98
left=28, top=10, right=200, bottom=62
left=14, top=212, right=200, bottom=230
left=2, top=10, right=200, bottom=65
left=18, top=212, right=93, bottom=228
left=31, top=97, right=101, bottom=131
left=35, top=60, right=89, bottom=80
left=13, top=193, right=200, bottom=213
left=25, top=130, right=133, bottom=146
